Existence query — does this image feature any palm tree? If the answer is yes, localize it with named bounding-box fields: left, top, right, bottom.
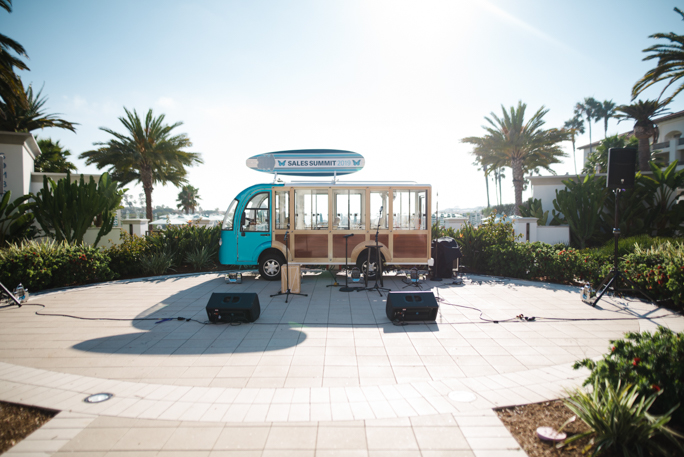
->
left=615, top=99, right=670, bottom=171
left=462, top=101, right=568, bottom=215
left=0, top=0, right=30, bottom=118
left=632, top=7, right=684, bottom=104
left=575, top=97, right=601, bottom=155
left=176, top=185, right=201, bottom=214
left=34, top=137, right=77, bottom=172
left=80, top=108, right=202, bottom=221
left=0, top=83, right=77, bottom=132
left=564, top=113, right=585, bottom=174
left=596, top=100, right=616, bottom=139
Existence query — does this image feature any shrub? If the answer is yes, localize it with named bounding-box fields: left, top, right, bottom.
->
left=146, top=224, right=220, bottom=266
left=139, top=250, right=175, bottom=276
left=106, top=232, right=153, bottom=277
left=0, top=240, right=115, bottom=291
left=596, top=235, right=675, bottom=260
left=561, top=379, right=683, bottom=457
left=485, top=242, right=587, bottom=283
left=452, top=217, right=517, bottom=271
left=185, top=245, right=216, bottom=271
left=573, top=328, right=684, bottom=426
left=622, top=241, right=684, bottom=306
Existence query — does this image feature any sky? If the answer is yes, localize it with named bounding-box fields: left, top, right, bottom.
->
left=3, top=0, right=684, bottom=213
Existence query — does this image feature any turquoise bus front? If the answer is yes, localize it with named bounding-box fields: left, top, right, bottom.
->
left=219, top=183, right=275, bottom=267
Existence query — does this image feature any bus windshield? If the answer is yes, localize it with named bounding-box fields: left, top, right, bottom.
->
left=222, top=199, right=238, bottom=230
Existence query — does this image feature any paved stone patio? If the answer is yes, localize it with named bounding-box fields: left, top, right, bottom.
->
left=0, top=271, right=682, bottom=456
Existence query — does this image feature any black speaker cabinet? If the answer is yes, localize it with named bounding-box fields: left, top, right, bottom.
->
left=386, top=291, right=439, bottom=321
left=607, top=148, right=637, bottom=189
left=206, top=293, right=260, bottom=323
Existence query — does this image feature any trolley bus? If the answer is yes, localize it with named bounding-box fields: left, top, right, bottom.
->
left=219, top=181, right=432, bottom=280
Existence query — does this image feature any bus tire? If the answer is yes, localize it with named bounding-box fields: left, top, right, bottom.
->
left=356, top=249, right=383, bottom=281
left=259, top=252, right=285, bottom=281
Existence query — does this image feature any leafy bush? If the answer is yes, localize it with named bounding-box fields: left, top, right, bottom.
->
left=0, top=240, right=115, bottom=291
left=0, top=191, right=38, bottom=247
left=573, top=328, right=684, bottom=426
left=622, top=241, right=684, bottom=306
left=451, top=217, right=517, bottom=271
left=595, top=235, right=673, bottom=259
left=146, top=224, right=220, bottom=265
left=105, top=232, right=154, bottom=277
left=485, top=242, right=592, bottom=283
left=561, top=379, right=683, bottom=457
left=185, top=245, right=216, bottom=271
left=139, top=250, right=175, bottom=276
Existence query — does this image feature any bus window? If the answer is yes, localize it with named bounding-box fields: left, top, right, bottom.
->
left=222, top=199, right=238, bottom=230
left=370, top=191, right=388, bottom=229
left=241, top=192, right=269, bottom=232
left=275, top=190, right=289, bottom=230
left=393, top=190, right=427, bottom=230
left=294, top=189, right=329, bottom=230
left=333, top=189, right=365, bottom=230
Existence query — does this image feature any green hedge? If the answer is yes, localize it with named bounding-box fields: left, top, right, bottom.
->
left=0, top=240, right=115, bottom=291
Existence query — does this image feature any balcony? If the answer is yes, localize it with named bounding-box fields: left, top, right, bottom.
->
left=650, top=138, right=684, bottom=169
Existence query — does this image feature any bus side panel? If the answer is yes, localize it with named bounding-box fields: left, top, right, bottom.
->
left=219, top=230, right=237, bottom=265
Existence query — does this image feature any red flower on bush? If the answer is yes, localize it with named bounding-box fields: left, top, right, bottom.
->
left=633, top=357, right=641, bottom=366
left=611, top=346, right=616, bottom=352
left=652, top=384, right=661, bottom=391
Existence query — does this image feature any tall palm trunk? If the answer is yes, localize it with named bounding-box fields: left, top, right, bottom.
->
left=511, top=158, right=524, bottom=216
left=141, top=165, right=154, bottom=222
left=484, top=168, right=490, bottom=207
left=634, top=123, right=654, bottom=172
left=571, top=136, right=577, bottom=175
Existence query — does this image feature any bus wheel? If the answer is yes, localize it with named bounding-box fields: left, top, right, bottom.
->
left=356, top=249, right=382, bottom=280
left=259, top=253, right=284, bottom=281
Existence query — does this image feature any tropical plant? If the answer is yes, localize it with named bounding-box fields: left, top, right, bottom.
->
left=595, top=99, right=617, bottom=139
left=633, top=7, right=684, bottom=105
left=31, top=172, right=124, bottom=246
left=0, top=83, right=77, bottom=132
left=0, top=0, right=29, bottom=118
left=582, top=134, right=639, bottom=174
left=462, top=101, right=568, bottom=215
left=574, top=327, right=684, bottom=424
left=0, top=239, right=115, bottom=291
left=615, top=99, right=670, bottom=171
left=80, top=108, right=202, bottom=221
left=0, top=191, right=38, bottom=247
left=139, top=250, right=175, bottom=276
left=560, top=379, right=683, bottom=457
left=641, top=160, right=684, bottom=236
left=176, top=184, right=201, bottom=214
left=564, top=113, right=585, bottom=174
left=600, top=175, right=651, bottom=240
left=552, top=174, right=607, bottom=249
left=518, top=197, right=549, bottom=225
left=34, top=137, right=77, bottom=172
left=574, top=97, right=601, bottom=155
left=185, top=245, right=216, bottom=271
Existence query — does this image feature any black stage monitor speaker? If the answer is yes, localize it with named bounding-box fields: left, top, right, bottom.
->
left=386, top=291, right=439, bottom=321
left=607, top=148, right=637, bottom=189
left=206, top=293, right=260, bottom=323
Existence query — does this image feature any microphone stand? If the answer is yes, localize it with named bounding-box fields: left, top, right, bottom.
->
left=364, top=207, right=391, bottom=296
left=270, top=231, right=308, bottom=303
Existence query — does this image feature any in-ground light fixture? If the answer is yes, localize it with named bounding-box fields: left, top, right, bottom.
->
left=83, top=393, right=113, bottom=403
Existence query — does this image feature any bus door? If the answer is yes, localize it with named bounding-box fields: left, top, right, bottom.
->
left=237, top=192, right=271, bottom=262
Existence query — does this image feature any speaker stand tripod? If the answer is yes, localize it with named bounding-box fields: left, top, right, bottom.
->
left=270, top=231, right=308, bottom=303
left=364, top=208, right=391, bottom=297
left=593, top=189, right=655, bottom=307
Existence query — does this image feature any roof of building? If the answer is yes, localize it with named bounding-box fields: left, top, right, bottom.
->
left=578, top=130, right=634, bottom=150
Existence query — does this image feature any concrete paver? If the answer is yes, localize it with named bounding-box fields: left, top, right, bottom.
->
left=1, top=271, right=682, bottom=456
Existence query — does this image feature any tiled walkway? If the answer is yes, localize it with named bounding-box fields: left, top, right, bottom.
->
left=0, top=272, right=682, bottom=456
